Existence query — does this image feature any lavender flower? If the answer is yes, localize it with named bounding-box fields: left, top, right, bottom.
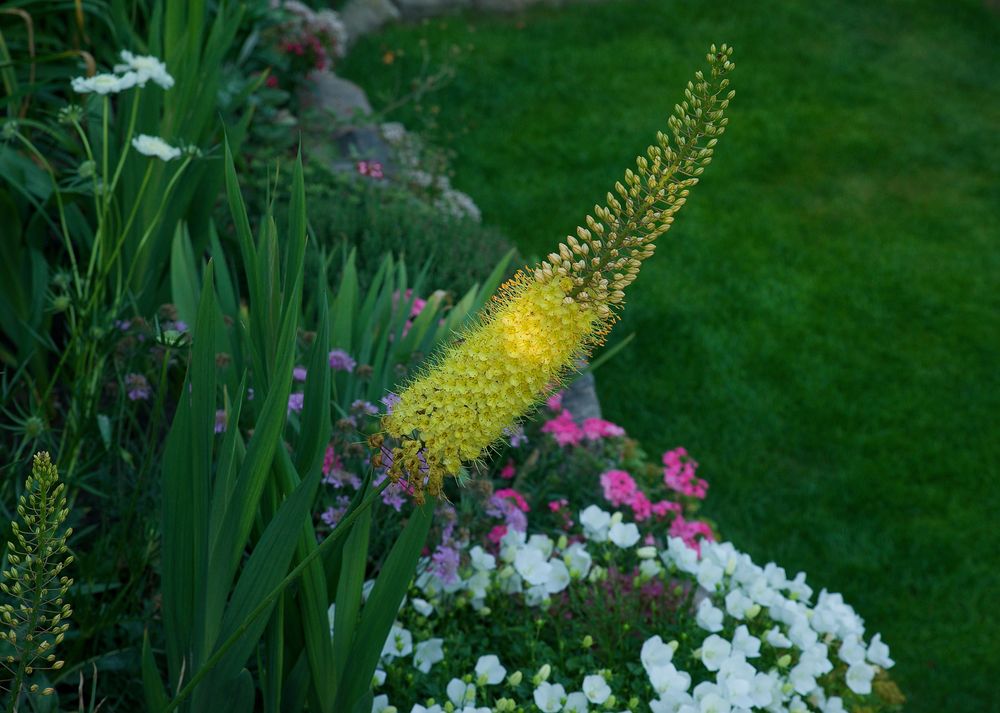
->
left=381, top=392, right=401, bottom=415
left=214, top=409, right=227, bottom=433
left=293, top=365, right=308, bottom=381
left=125, top=373, right=151, bottom=401
left=328, top=349, right=356, bottom=372
left=351, top=399, right=379, bottom=417
left=287, top=392, right=305, bottom=413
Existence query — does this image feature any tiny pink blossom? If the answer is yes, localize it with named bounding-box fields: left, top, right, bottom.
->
left=494, top=488, right=530, bottom=513
left=541, top=410, right=583, bottom=447
left=581, top=417, right=626, bottom=440
left=487, top=525, right=508, bottom=544
left=500, top=460, right=516, bottom=479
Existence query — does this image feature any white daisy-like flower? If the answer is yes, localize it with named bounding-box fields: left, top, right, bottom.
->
left=582, top=674, right=611, bottom=704
left=131, top=134, right=181, bottom=161
left=608, top=521, right=640, bottom=548
left=413, top=638, right=444, bottom=674
left=446, top=678, right=475, bottom=707
left=532, top=681, right=566, bottom=713
left=71, top=71, right=139, bottom=95
left=115, top=50, right=174, bottom=89
left=475, top=654, right=506, bottom=685
left=845, top=662, right=875, bottom=695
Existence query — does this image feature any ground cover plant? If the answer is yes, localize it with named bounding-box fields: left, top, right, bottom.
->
left=338, top=2, right=1000, bottom=710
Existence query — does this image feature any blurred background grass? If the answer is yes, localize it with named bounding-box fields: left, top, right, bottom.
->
left=339, top=0, right=1000, bottom=709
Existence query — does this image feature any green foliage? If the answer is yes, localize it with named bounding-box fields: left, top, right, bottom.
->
left=242, top=148, right=518, bottom=296
left=0, top=452, right=73, bottom=710
left=339, top=3, right=1000, bottom=710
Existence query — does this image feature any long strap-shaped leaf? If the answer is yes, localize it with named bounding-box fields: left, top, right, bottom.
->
left=334, top=500, right=435, bottom=709
left=193, top=460, right=324, bottom=709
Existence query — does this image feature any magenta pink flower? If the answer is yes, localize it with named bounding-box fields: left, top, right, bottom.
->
left=581, top=417, right=626, bottom=440
left=494, top=488, right=530, bottom=513
left=545, top=391, right=563, bottom=412
left=669, top=514, right=715, bottom=552
left=487, top=525, right=508, bottom=544
left=600, top=469, right=638, bottom=507
left=662, top=446, right=708, bottom=499
left=541, top=410, right=583, bottom=446
left=626, top=490, right=653, bottom=521
left=651, top=499, right=682, bottom=518
left=500, top=460, right=516, bottom=479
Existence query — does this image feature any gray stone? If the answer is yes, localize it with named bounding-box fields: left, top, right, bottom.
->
left=393, top=0, right=467, bottom=19
left=300, top=70, right=372, bottom=121
left=340, top=0, right=401, bottom=41
left=562, top=369, right=602, bottom=422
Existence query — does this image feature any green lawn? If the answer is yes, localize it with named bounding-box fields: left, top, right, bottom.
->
left=340, top=1, right=1000, bottom=709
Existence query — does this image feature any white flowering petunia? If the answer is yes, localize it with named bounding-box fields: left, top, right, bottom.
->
left=532, top=681, right=566, bottom=713
left=115, top=50, right=174, bottom=89
left=469, top=546, right=496, bottom=571
left=838, top=635, right=867, bottom=666
left=698, top=691, right=732, bottom=713
left=696, top=559, right=724, bottom=592
left=580, top=505, right=611, bottom=542
left=544, top=558, right=571, bottom=594
left=527, top=534, right=554, bottom=558
left=788, top=662, right=817, bottom=695
left=639, top=558, right=664, bottom=578
left=475, top=654, right=506, bottom=685
left=867, top=633, right=894, bottom=668
left=845, top=662, right=875, bottom=695
left=724, top=590, right=752, bottom=619
left=563, top=542, right=593, bottom=579
left=132, top=134, right=181, bottom=161
left=695, top=598, right=724, bottom=633
left=582, top=674, right=611, bottom=704
left=72, top=71, right=138, bottom=95
left=564, top=691, right=589, bottom=713
left=446, top=678, right=475, bottom=707
left=731, top=625, right=761, bottom=659
left=514, top=546, right=552, bottom=586
left=699, top=634, right=732, bottom=672
left=608, top=521, right=640, bottom=548
left=411, top=597, right=434, bottom=617
left=409, top=705, right=443, bottom=713
left=764, top=626, right=791, bottom=648
left=640, top=635, right=675, bottom=675
left=381, top=624, right=413, bottom=659
left=413, top=638, right=444, bottom=674
left=664, top=536, right=699, bottom=574
left=648, top=663, right=691, bottom=696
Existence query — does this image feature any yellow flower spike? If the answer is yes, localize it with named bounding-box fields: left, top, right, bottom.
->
left=382, top=45, right=736, bottom=499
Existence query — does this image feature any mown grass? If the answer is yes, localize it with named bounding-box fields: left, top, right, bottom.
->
left=340, top=1, right=1000, bottom=709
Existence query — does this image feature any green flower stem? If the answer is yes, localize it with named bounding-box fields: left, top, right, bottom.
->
left=161, top=476, right=391, bottom=713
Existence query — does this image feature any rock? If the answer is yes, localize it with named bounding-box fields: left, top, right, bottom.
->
left=300, top=70, right=372, bottom=121
left=340, top=0, right=401, bottom=41
left=393, top=0, right=467, bottom=19
left=563, top=369, right=602, bottom=422
left=472, top=0, right=548, bottom=11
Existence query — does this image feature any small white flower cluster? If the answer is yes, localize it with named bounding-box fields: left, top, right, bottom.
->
left=642, top=534, right=894, bottom=713
left=71, top=50, right=174, bottom=95
left=371, top=504, right=895, bottom=713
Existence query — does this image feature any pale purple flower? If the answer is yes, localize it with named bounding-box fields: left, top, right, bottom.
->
left=504, top=424, right=527, bottom=448
left=125, top=373, right=151, bottom=401
left=214, top=409, right=227, bottom=433
left=351, top=399, right=379, bottom=416
left=381, top=392, right=400, bottom=414
left=328, top=349, right=356, bottom=372
left=320, top=496, right=351, bottom=528
left=430, top=545, right=460, bottom=584
left=287, top=392, right=305, bottom=413
left=293, top=365, right=308, bottom=381
left=115, top=319, right=132, bottom=331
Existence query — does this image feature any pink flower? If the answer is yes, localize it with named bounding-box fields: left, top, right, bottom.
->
left=651, top=499, right=682, bottom=518
left=662, top=446, right=709, bottom=499
left=548, top=498, right=568, bottom=512
left=626, top=490, right=653, bottom=521
left=500, top=460, right=516, bottom=479
left=487, top=525, right=508, bottom=544
left=265, top=75, right=279, bottom=89
left=581, top=417, right=626, bottom=440
left=545, top=391, right=563, bottom=412
left=541, top=410, right=583, bottom=447
left=599, top=469, right=638, bottom=506
left=494, top=488, right=530, bottom=513
left=669, top=514, right=715, bottom=552
left=356, top=160, right=384, bottom=180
